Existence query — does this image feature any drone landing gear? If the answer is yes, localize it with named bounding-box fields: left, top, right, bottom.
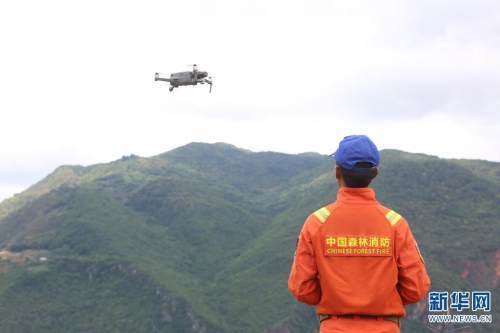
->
left=169, top=86, right=174, bottom=92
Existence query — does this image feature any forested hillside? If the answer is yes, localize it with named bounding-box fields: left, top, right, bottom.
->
left=0, top=143, right=498, bottom=333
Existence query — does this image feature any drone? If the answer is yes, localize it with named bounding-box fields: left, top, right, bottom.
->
left=155, top=64, right=213, bottom=93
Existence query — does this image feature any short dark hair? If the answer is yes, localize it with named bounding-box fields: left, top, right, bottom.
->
left=340, top=162, right=377, bottom=188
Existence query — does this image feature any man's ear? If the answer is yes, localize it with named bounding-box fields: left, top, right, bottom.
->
left=335, top=166, right=342, bottom=180
left=372, top=167, right=379, bottom=179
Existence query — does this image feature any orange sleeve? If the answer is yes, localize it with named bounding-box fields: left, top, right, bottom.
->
left=288, top=217, right=321, bottom=305
left=395, top=219, right=431, bottom=305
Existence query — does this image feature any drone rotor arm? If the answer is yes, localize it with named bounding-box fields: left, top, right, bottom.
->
left=203, top=78, right=213, bottom=93
left=154, top=73, right=172, bottom=83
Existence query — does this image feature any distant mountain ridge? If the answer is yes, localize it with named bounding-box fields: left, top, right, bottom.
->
left=0, top=142, right=498, bottom=333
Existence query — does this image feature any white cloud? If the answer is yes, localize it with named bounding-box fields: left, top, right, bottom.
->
left=0, top=0, right=499, bottom=200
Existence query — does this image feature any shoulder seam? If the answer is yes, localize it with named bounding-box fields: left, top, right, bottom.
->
left=311, top=203, right=337, bottom=224
left=312, top=206, right=330, bottom=224
left=375, top=205, right=403, bottom=227
left=385, top=210, right=402, bottom=226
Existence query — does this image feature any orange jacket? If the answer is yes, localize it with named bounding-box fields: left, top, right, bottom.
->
left=288, top=187, right=430, bottom=317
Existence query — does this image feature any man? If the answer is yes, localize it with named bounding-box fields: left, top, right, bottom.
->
left=288, top=135, right=430, bottom=333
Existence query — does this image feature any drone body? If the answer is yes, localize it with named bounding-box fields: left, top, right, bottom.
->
left=155, top=64, right=212, bottom=92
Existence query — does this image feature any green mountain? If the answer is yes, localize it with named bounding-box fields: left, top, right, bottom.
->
left=0, top=143, right=498, bottom=333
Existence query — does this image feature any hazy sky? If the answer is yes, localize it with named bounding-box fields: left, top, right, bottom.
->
left=1, top=0, right=499, bottom=202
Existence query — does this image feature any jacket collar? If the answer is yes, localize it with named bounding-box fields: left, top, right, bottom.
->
left=336, top=187, right=377, bottom=204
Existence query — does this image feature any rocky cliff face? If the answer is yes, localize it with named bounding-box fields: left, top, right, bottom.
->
left=461, top=250, right=500, bottom=290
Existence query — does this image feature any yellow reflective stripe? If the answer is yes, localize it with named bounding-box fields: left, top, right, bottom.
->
left=313, top=207, right=331, bottom=223
left=385, top=210, right=402, bottom=226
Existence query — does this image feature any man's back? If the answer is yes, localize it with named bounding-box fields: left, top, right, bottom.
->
left=287, top=135, right=431, bottom=333
left=289, top=187, right=430, bottom=317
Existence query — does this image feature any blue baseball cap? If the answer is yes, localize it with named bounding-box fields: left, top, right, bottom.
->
left=332, top=135, right=380, bottom=172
